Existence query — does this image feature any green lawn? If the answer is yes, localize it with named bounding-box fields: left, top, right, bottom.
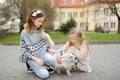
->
left=0, top=33, right=20, bottom=43
left=1, top=32, right=120, bottom=44
left=50, top=32, right=69, bottom=44
left=85, top=33, right=120, bottom=40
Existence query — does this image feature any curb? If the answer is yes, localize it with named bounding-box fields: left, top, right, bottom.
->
left=88, top=40, right=120, bottom=44
left=0, top=40, right=120, bottom=45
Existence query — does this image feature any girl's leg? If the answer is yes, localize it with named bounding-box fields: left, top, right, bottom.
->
left=26, top=62, right=33, bottom=72
left=42, top=52, right=56, bottom=66
left=27, top=60, right=49, bottom=79
left=78, top=63, right=92, bottom=72
left=26, top=62, right=30, bottom=70
left=71, top=55, right=80, bottom=71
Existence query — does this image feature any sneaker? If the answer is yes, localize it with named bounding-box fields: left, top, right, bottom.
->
left=71, top=67, right=80, bottom=71
left=26, top=62, right=33, bottom=72
left=28, top=67, right=34, bottom=73
left=47, top=67, right=54, bottom=73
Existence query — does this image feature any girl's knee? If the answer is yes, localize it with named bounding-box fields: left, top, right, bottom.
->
left=44, top=54, right=56, bottom=65
left=34, top=68, right=49, bottom=79
left=49, top=56, right=56, bottom=64
left=47, top=56, right=56, bottom=65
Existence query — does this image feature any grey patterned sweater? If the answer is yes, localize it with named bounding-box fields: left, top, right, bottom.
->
left=19, top=27, right=54, bottom=63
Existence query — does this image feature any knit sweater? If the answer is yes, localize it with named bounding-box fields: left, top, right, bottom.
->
left=63, top=41, right=91, bottom=65
left=62, top=41, right=92, bottom=72
left=19, top=27, right=54, bottom=63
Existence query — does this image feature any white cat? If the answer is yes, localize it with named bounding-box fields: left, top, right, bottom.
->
left=53, top=52, right=75, bottom=76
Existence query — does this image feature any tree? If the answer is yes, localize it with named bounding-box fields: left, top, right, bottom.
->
left=0, top=0, right=56, bottom=33
left=20, top=0, right=56, bottom=33
left=108, top=4, right=120, bottom=33
left=99, top=0, right=120, bottom=33
left=60, top=17, right=76, bottom=34
left=0, top=2, right=12, bottom=25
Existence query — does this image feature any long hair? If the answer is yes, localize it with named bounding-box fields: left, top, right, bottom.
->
left=24, top=9, right=45, bottom=33
left=68, top=27, right=91, bottom=55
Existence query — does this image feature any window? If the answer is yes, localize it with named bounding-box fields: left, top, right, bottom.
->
left=80, top=0, right=84, bottom=3
left=104, top=8, right=109, bottom=15
left=111, top=22, right=116, bottom=29
left=68, top=12, right=72, bottom=17
left=80, top=12, right=84, bottom=17
left=111, top=9, right=115, bottom=15
left=80, top=23, right=83, bottom=28
left=61, top=12, right=65, bottom=18
left=73, top=12, right=77, bottom=17
left=72, top=0, right=75, bottom=4
left=104, top=22, right=108, bottom=27
left=64, top=0, right=67, bottom=4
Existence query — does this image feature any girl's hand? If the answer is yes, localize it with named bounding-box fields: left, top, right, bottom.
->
left=47, top=48, right=56, bottom=54
left=69, top=46, right=76, bottom=50
left=31, top=56, right=44, bottom=66
left=56, top=54, right=62, bottom=64
left=35, top=58, right=44, bottom=66
left=63, top=44, right=70, bottom=52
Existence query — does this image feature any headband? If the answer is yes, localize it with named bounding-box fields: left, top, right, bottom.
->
left=32, top=10, right=42, bottom=17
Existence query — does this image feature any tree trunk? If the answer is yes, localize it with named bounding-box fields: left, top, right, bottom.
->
left=19, top=21, right=24, bottom=33
left=117, top=17, right=120, bottom=33
left=19, top=12, right=26, bottom=33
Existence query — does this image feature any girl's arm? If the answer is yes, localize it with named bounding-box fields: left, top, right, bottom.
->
left=56, top=41, right=70, bottom=55
left=62, top=41, right=70, bottom=52
left=74, top=45, right=90, bottom=60
left=31, top=56, right=44, bottom=66
left=47, top=47, right=56, bottom=54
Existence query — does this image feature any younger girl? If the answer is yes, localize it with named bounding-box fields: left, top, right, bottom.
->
left=19, top=9, right=61, bottom=79
left=61, top=27, right=92, bottom=72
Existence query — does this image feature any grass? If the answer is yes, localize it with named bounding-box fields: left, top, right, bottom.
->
left=0, top=33, right=20, bottom=43
left=50, top=32, right=68, bottom=44
left=85, top=33, right=120, bottom=40
left=1, top=32, right=120, bottom=44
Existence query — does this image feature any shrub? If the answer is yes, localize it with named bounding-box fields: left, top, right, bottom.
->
left=60, top=17, right=76, bottom=33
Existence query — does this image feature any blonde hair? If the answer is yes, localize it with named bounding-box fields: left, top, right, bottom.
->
left=68, top=27, right=91, bottom=55
left=24, top=9, right=45, bottom=33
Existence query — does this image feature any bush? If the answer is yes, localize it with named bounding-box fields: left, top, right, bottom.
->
left=60, top=17, right=76, bottom=34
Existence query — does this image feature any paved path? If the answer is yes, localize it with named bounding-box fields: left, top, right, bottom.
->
left=0, top=44, right=120, bottom=80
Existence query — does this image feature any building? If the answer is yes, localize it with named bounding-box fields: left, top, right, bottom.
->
left=51, top=0, right=120, bottom=32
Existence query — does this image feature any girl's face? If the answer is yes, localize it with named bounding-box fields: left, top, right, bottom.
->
left=32, top=16, right=45, bottom=28
left=69, top=34, right=77, bottom=45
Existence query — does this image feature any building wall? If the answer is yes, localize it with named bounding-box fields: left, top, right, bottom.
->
left=54, top=7, right=87, bottom=30
left=53, top=2, right=120, bottom=32
left=95, top=3, right=119, bottom=32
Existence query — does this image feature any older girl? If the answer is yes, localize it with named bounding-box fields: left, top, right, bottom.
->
left=19, top=9, right=61, bottom=79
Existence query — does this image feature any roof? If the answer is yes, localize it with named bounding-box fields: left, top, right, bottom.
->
left=51, top=0, right=120, bottom=8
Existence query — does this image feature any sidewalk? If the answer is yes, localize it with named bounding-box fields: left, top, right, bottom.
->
left=0, top=44, right=120, bottom=80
